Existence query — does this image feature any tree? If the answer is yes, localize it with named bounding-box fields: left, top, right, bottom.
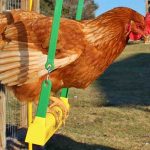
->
left=40, top=0, right=98, bottom=19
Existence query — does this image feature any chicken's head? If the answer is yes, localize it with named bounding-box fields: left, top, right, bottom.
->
left=130, top=14, right=146, bottom=37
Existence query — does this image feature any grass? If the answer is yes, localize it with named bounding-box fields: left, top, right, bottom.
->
left=46, top=42, right=150, bottom=150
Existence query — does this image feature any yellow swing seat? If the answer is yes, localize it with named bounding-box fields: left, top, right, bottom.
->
left=25, top=97, right=69, bottom=146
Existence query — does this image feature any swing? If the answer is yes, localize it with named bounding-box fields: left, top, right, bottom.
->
left=25, top=0, right=84, bottom=146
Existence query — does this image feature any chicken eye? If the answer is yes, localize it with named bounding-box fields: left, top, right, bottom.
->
left=136, top=23, right=144, bottom=30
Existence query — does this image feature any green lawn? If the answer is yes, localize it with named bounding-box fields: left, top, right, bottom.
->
left=46, top=42, right=150, bottom=150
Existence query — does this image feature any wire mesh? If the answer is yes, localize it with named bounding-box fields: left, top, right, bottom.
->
left=6, top=0, right=21, bottom=10
left=5, top=0, right=30, bottom=10
left=6, top=90, right=27, bottom=149
left=4, top=1, right=30, bottom=149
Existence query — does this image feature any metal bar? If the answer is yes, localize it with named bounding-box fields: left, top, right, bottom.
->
left=15, top=0, right=16, bottom=9
left=28, top=0, right=34, bottom=149
left=28, top=101, right=33, bottom=150
left=29, top=0, right=33, bottom=10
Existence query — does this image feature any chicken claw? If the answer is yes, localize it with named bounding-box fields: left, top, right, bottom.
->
left=48, top=96, right=69, bottom=127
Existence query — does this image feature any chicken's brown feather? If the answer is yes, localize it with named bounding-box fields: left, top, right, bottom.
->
left=0, top=7, right=145, bottom=102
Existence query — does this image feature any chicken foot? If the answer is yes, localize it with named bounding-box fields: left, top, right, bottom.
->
left=48, top=96, right=69, bottom=127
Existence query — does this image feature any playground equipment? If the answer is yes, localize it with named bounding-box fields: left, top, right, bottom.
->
left=25, top=0, right=84, bottom=147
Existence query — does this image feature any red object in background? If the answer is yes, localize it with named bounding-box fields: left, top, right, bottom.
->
left=129, top=13, right=150, bottom=41
left=145, top=13, right=150, bottom=35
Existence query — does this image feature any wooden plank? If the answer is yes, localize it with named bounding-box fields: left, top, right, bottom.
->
left=32, top=0, right=40, bottom=12
left=21, top=0, right=28, bottom=10
left=0, top=85, right=6, bottom=150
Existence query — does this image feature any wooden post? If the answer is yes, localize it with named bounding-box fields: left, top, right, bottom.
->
left=146, top=0, right=150, bottom=13
left=21, top=0, right=28, bottom=10
left=0, top=85, right=6, bottom=150
left=0, top=0, right=6, bottom=12
left=146, top=0, right=148, bottom=13
left=32, top=0, right=40, bottom=12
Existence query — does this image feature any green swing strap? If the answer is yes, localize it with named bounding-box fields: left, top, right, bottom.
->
left=76, top=0, right=84, bottom=20
left=61, top=88, right=69, bottom=98
left=26, top=0, right=85, bottom=146
left=36, top=80, right=52, bottom=117
left=61, top=0, right=84, bottom=98
left=36, top=0, right=63, bottom=117
left=45, top=0, right=63, bottom=71
left=36, top=0, right=84, bottom=118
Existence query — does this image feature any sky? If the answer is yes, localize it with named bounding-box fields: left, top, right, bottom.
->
left=94, top=0, right=146, bottom=16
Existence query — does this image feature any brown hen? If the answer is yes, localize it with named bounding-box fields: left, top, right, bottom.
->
left=0, top=7, right=145, bottom=106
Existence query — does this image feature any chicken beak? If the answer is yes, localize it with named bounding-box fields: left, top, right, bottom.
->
left=130, top=20, right=134, bottom=25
